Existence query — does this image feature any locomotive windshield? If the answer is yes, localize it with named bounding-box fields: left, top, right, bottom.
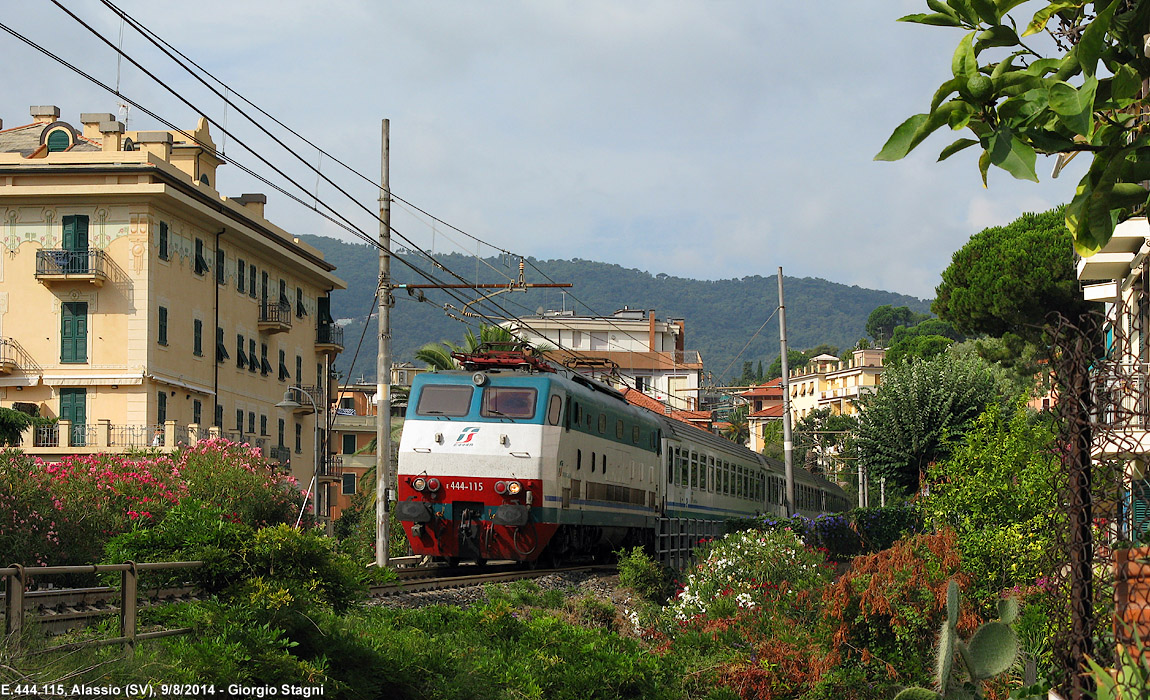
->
left=416, top=385, right=473, bottom=416
left=481, top=387, right=537, bottom=419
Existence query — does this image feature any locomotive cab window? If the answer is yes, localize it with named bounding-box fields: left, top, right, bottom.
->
left=547, top=395, right=563, bottom=425
left=482, top=387, right=537, bottom=419
left=416, top=385, right=473, bottom=417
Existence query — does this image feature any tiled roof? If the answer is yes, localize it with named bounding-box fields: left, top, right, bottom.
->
left=0, top=122, right=101, bottom=156
left=749, top=405, right=785, bottom=418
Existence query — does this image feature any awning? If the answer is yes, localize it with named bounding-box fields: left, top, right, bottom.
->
left=145, top=373, right=215, bottom=396
left=0, top=375, right=40, bottom=387
left=41, top=374, right=144, bottom=387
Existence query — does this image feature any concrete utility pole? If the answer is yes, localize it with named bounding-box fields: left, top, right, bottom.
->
left=375, top=119, right=392, bottom=568
left=778, top=268, right=795, bottom=514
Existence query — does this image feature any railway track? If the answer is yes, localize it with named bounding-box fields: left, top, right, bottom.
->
left=1, top=561, right=612, bottom=634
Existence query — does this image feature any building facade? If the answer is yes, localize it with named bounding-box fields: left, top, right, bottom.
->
left=787, top=349, right=885, bottom=422
left=502, top=307, right=703, bottom=411
left=0, top=106, right=346, bottom=522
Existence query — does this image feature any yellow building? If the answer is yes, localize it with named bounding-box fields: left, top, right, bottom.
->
left=0, top=105, right=346, bottom=520
left=787, top=349, right=885, bottom=421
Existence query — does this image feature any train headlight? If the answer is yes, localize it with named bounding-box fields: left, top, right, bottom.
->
left=494, top=481, right=507, bottom=495
left=507, top=481, right=522, bottom=495
left=427, top=478, right=441, bottom=492
left=413, top=477, right=427, bottom=492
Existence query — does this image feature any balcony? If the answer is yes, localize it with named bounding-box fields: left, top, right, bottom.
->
left=1091, top=364, right=1150, bottom=457
left=268, top=445, right=291, bottom=464
left=289, top=385, right=325, bottom=415
left=315, top=322, right=344, bottom=355
left=258, top=301, right=292, bottom=334
left=0, top=337, right=26, bottom=375
left=35, top=249, right=108, bottom=287
left=319, top=454, right=343, bottom=480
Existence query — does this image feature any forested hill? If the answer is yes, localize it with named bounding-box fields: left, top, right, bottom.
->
left=301, top=235, right=931, bottom=383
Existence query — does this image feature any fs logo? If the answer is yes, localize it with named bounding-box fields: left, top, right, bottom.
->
left=454, top=427, right=480, bottom=445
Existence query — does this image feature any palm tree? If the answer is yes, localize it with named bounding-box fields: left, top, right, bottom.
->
left=722, top=405, right=750, bottom=446
left=413, top=324, right=523, bottom=370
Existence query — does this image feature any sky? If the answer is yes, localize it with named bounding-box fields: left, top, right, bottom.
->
left=1, top=1, right=1086, bottom=300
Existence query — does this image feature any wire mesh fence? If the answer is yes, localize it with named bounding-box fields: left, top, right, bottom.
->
left=1049, top=310, right=1150, bottom=699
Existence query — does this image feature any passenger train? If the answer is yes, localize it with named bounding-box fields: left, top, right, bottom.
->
left=395, top=346, right=849, bottom=565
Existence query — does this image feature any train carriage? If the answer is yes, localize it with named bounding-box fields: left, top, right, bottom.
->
left=396, top=347, right=849, bottom=565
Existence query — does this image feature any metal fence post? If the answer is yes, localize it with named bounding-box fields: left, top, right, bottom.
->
left=5, top=564, right=24, bottom=644
left=121, top=561, right=137, bottom=659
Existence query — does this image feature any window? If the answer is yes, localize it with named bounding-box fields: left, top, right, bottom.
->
left=616, top=419, right=624, bottom=439
left=157, top=306, right=168, bottom=345
left=260, top=414, right=268, bottom=436
left=296, top=287, right=306, bottom=317
left=597, top=414, right=607, bottom=434
left=690, top=452, right=698, bottom=488
left=157, top=391, right=167, bottom=424
left=237, top=257, right=245, bottom=293
left=277, top=418, right=285, bottom=446
left=341, top=472, right=357, bottom=496
left=235, top=409, right=244, bottom=431
left=417, top=385, right=473, bottom=417
left=295, top=423, right=302, bottom=453
left=342, top=433, right=357, bottom=454
left=576, top=449, right=582, bottom=471
left=547, top=395, right=562, bottom=425
left=279, top=350, right=290, bottom=381
left=46, top=127, right=72, bottom=152
left=216, top=327, right=229, bottom=362
left=601, top=453, right=607, bottom=476
left=194, top=238, right=208, bottom=275
left=481, top=387, right=537, bottom=419
left=193, top=319, right=203, bottom=356
left=60, top=301, right=88, bottom=363
left=193, top=399, right=202, bottom=425
left=339, top=397, right=355, bottom=411
left=248, top=339, right=258, bottom=372
left=261, top=271, right=269, bottom=303
left=573, top=402, right=582, bottom=425
left=295, top=355, right=303, bottom=386
left=248, top=264, right=257, bottom=298
left=591, top=452, right=596, bottom=473
left=248, top=411, right=255, bottom=434
left=214, top=404, right=223, bottom=428
left=216, top=249, right=225, bottom=284
left=236, top=334, right=247, bottom=369
left=260, top=343, right=272, bottom=376
left=279, top=279, right=289, bottom=305
left=632, top=425, right=640, bottom=443
left=159, top=222, right=169, bottom=260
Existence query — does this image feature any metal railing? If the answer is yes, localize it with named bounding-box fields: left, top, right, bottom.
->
left=655, top=517, right=726, bottom=570
left=316, top=322, right=344, bottom=347
left=268, top=445, right=291, bottom=463
left=35, top=424, right=59, bottom=447
left=35, top=249, right=107, bottom=276
left=2, top=561, right=202, bottom=658
left=1091, top=364, right=1150, bottom=429
left=319, top=454, right=343, bottom=478
left=259, top=300, right=292, bottom=326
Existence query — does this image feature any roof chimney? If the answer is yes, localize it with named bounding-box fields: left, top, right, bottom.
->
left=233, top=193, right=267, bottom=218
left=80, top=113, right=116, bottom=140
left=99, top=120, right=125, bottom=152
left=135, top=131, right=173, bottom=161
left=30, top=105, right=60, bottom=124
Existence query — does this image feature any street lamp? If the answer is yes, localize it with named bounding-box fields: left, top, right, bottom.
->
left=277, top=386, right=320, bottom=528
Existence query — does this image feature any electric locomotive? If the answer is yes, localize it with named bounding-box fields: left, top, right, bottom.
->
left=395, top=345, right=848, bottom=565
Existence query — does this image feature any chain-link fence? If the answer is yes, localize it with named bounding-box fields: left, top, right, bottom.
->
left=1049, top=309, right=1150, bottom=699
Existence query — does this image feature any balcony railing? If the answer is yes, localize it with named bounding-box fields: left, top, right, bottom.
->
left=319, top=454, right=343, bottom=479
left=268, top=445, right=291, bottom=463
left=35, top=249, right=108, bottom=284
left=316, top=322, right=344, bottom=350
left=258, top=301, right=292, bottom=333
left=23, top=422, right=274, bottom=453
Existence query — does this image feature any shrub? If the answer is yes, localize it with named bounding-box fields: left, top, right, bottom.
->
left=822, top=529, right=979, bottom=688
left=669, top=528, right=833, bottom=621
left=617, top=545, right=675, bottom=603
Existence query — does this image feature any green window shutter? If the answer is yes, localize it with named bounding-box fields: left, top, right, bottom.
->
left=260, top=415, right=268, bottom=436
left=278, top=418, right=285, bottom=445
left=159, top=222, right=169, bottom=260
left=216, top=249, right=225, bottom=284
left=318, top=296, right=334, bottom=324
left=216, top=326, right=229, bottom=362
left=62, top=215, right=89, bottom=274
left=1133, top=479, right=1150, bottom=538
left=193, top=319, right=203, bottom=356
left=248, top=339, right=258, bottom=372
left=193, top=400, right=202, bottom=425
left=61, top=302, right=88, bottom=363
left=236, top=334, right=247, bottom=368
left=215, top=404, right=223, bottom=427
left=249, top=264, right=257, bottom=298
left=158, top=306, right=168, bottom=345
left=157, top=391, right=167, bottom=424
left=194, top=239, right=208, bottom=275
left=343, top=433, right=357, bottom=454
left=236, top=409, right=243, bottom=431
left=237, top=258, right=245, bottom=292
left=46, top=129, right=72, bottom=152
